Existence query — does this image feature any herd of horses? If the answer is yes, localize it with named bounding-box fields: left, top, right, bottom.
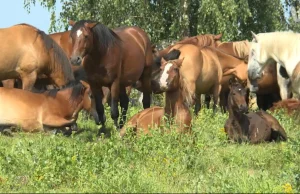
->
left=0, top=20, right=299, bottom=143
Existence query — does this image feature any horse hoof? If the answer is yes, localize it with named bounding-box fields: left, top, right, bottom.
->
left=2, top=129, right=13, bottom=137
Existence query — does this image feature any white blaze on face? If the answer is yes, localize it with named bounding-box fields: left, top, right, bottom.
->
left=159, top=63, right=173, bottom=88
left=77, top=30, right=83, bottom=37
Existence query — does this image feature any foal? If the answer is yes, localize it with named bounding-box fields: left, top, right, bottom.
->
left=0, top=81, right=92, bottom=133
left=224, top=77, right=287, bottom=143
left=120, top=58, right=191, bottom=137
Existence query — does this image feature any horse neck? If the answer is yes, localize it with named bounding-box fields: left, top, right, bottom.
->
left=215, top=48, right=244, bottom=69
left=164, top=88, right=188, bottom=118
left=48, top=89, right=83, bottom=117
left=227, top=96, right=247, bottom=130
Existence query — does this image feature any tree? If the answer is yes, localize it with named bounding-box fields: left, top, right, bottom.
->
left=24, top=0, right=293, bottom=42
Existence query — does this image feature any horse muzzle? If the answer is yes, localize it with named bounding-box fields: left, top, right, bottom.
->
left=70, top=56, right=83, bottom=66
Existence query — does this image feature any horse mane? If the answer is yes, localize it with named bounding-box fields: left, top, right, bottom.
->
left=232, top=40, right=251, bottom=59
left=37, top=30, right=74, bottom=79
left=154, top=49, right=181, bottom=67
left=71, top=20, right=122, bottom=54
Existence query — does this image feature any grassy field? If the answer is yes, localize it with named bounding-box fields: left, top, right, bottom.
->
left=0, top=104, right=299, bottom=193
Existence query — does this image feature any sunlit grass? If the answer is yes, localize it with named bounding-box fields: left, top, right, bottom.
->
left=0, top=104, right=299, bottom=193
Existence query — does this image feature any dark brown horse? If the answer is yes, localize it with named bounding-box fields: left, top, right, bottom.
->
left=69, top=20, right=153, bottom=130
left=120, top=56, right=191, bottom=137
left=0, top=23, right=75, bottom=90
left=224, top=77, right=287, bottom=143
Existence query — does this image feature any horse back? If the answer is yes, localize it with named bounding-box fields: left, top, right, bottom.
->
left=120, top=106, right=163, bottom=137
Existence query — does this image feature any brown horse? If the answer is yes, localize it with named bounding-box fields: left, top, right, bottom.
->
left=0, top=81, right=92, bottom=133
left=198, top=46, right=249, bottom=113
left=69, top=20, right=153, bottom=130
left=270, top=99, right=300, bottom=115
left=152, top=45, right=223, bottom=113
left=120, top=56, right=191, bottom=137
left=153, top=33, right=222, bottom=58
left=224, top=77, right=287, bottom=143
left=0, top=23, right=75, bottom=90
left=216, top=40, right=284, bottom=110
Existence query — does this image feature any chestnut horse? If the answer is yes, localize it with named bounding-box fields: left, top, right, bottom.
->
left=0, top=23, right=75, bottom=90
left=216, top=40, right=285, bottom=110
left=0, top=81, right=92, bottom=133
left=270, top=99, right=300, bottom=115
left=120, top=56, right=191, bottom=137
left=69, top=20, right=153, bottom=130
left=152, top=45, right=223, bottom=113
left=224, top=77, right=287, bottom=143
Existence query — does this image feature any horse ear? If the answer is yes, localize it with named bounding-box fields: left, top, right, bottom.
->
left=161, top=57, right=167, bottom=64
left=251, top=31, right=259, bottom=42
left=176, top=58, right=184, bottom=68
left=69, top=20, right=76, bottom=26
left=80, top=80, right=90, bottom=89
left=214, top=33, right=222, bottom=40
left=84, top=22, right=97, bottom=29
left=228, top=77, right=237, bottom=88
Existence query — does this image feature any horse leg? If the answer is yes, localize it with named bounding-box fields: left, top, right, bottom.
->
left=91, top=87, right=106, bottom=132
left=141, top=66, right=152, bottom=109
left=21, top=71, right=37, bottom=91
left=119, top=86, right=129, bottom=129
left=2, top=79, right=15, bottom=88
left=194, top=94, right=201, bottom=115
left=110, top=80, right=120, bottom=129
left=277, top=64, right=290, bottom=100
left=205, top=94, right=211, bottom=109
left=219, top=91, right=227, bottom=113
left=212, top=84, right=222, bottom=114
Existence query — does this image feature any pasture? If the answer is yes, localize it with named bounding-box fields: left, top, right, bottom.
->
left=0, top=104, right=299, bottom=193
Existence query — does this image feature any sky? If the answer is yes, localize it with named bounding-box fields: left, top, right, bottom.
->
left=0, top=0, right=62, bottom=33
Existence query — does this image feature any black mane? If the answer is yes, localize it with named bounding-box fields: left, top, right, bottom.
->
left=37, top=30, right=74, bottom=81
left=154, top=49, right=181, bottom=67
left=70, top=20, right=122, bottom=54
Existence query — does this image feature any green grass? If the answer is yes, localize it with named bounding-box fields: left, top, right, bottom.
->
left=0, top=105, right=299, bottom=193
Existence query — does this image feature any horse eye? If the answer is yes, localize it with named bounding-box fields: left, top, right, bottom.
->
left=84, top=35, right=88, bottom=39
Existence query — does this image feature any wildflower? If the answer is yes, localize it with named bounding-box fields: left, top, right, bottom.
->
left=220, top=128, right=226, bottom=133
left=282, top=183, right=293, bottom=194
left=71, top=155, right=77, bottom=162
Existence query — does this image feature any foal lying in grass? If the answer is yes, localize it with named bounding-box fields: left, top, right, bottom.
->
left=120, top=57, right=191, bottom=137
left=224, top=77, right=287, bottom=143
left=0, top=81, right=93, bottom=134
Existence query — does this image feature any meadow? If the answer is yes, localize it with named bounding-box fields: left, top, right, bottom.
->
left=0, top=102, right=299, bottom=193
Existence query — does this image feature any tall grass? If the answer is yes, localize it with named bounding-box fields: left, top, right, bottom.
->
left=0, top=105, right=299, bottom=193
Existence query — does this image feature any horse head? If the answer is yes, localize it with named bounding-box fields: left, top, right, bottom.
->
left=152, top=56, right=184, bottom=94
left=69, top=20, right=97, bottom=66
left=228, top=76, right=248, bottom=114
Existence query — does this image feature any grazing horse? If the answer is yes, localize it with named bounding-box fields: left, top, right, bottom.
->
left=217, top=40, right=286, bottom=110
left=69, top=20, right=153, bottom=130
left=248, top=31, right=300, bottom=98
left=0, top=81, right=92, bottom=133
left=152, top=45, right=223, bottom=114
left=0, top=23, right=75, bottom=90
left=270, top=99, right=300, bottom=115
left=120, top=57, right=191, bottom=137
left=224, top=77, right=287, bottom=143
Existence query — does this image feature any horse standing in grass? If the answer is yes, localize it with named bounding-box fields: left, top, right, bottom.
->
left=120, top=56, right=191, bottom=137
left=152, top=45, right=223, bottom=114
left=216, top=40, right=287, bottom=110
left=0, top=81, right=92, bottom=133
left=69, top=20, right=153, bottom=131
left=224, top=77, right=287, bottom=143
left=0, top=23, right=75, bottom=90
left=248, top=31, right=299, bottom=98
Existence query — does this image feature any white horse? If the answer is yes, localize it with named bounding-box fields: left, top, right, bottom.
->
left=248, top=31, right=300, bottom=98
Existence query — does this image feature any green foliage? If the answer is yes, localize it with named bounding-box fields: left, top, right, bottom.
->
left=23, top=0, right=300, bottom=42
left=0, top=107, right=299, bottom=192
